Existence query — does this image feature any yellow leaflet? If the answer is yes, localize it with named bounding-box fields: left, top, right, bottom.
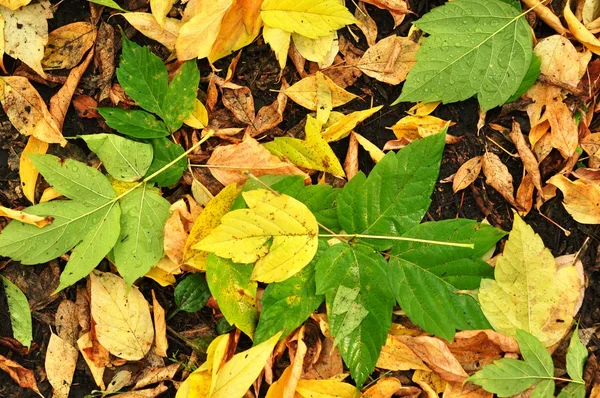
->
left=144, top=266, right=176, bottom=286
left=564, top=3, right=600, bottom=55
left=0, top=206, right=52, bottom=227
left=478, top=214, right=581, bottom=346
left=263, top=25, right=291, bottom=70
left=292, top=32, right=335, bottom=63
left=284, top=72, right=357, bottom=111
left=20, top=136, right=48, bottom=203
left=376, top=335, right=430, bottom=372
left=183, top=184, right=240, bottom=271
left=264, top=115, right=345, bottom=176
left=39, top=187, right=62, bottom=203
left=322, top=106, right=382, bottom=142
left=183, top=99, right=209, bottom=129
left=407, top=101, right=441, bottom=116
left=122, top=13, right=182, bottom=51
left=353, top=132, right=384, bottom=163
left=390, top=115, right=450, bottom=141
left=196, top=189, right=318, bottom=283
left=150, top=0, right=174, bottom=29
left=295, top=379, right=358, bottom=398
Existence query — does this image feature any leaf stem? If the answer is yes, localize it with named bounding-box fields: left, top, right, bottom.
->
left=319, top=234, right=475, bottom=248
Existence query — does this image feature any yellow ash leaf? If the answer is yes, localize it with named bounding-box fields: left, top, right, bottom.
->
left=183, top=99, right=209, bottom=129
left=0, top=206, right=52, bottom=227
left=77, top=333, right=105, bottom=390
left=0, top=76, right=65, bottom=145
left=150, top=0, right=174, bottom=29
left=183, top=184, right=240, bottom=271
left=376, top=335, right=430, bottom=371
left=176, top=0, right=232, bottom=60
left=20, top=136, right=48, bottom=203
left=353, top=132, right=384, bottom=163
left=90, top=271, right=154, bottom=360
left=207, top=334, right=231, bottom=394
left=407, top=101, right=441, bottom=116
left=144, top=266, right=176, bottom=286
left=295, top=379, right=358, bottom=398
left=211, top=332, right=282, bottom=398
left=264, top=115, right=345, bottom=176
left=390, top=115, right=451, bottom=141
left=45, top=333, right=78, bottom=398
left=264, top=25, right=291, bottom=70
left=322, top=106, right=382, bottom=142
left=122, top=12, right=182, bottom=51
left=292, top=32, right=336, bottom=63
left=478, top=214, right=582, bottom=346
left=196, top=189, right=319, bottom=283
left=0, top=0, right=31, bottom=9
left=565, top=3, right=600, bottom=55
left=42, top=22, right=96, bottom=70
left=548, top=174, right=600, bottom=224
left=284, top=72, right=357, bottom=111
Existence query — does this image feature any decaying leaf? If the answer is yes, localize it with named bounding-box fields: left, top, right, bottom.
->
left=355, top=2, right=377, bottom=47
left=42, top=22, right=96, bottom=70
left=377, top=334, right=430, bottom=371
left=0, top=0, right=31, bottom=10
left=0, top=205, right=52, bottom=227
left=151, top=291, right=168, bottom=357
left=122, top=13, right=182, bottom=52
left=357, top=35, right=419, bottom=84
left=482, top=152, right=518, bottom=209
left=0, top=354, right=42, bottom=396
left=549, top=174, right=600, bottom=224
left=45, top=333, right=78, bottom=398
left=362, top=0, right=410, bottom=27
left=361, top=377, right=402, bottom=398
left=284, top=72, right=357, bottom=111
left=509, top=120, right=542, bottom=193
left=77, top=333, right=106, bottom=390
left=453, top=157, right=482, bottom=193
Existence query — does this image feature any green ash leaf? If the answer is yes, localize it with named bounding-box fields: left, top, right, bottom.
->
left=97, top=108, right=170, bottom=139
left=162, top=60, right=200, bottom=132
left=174, top=273, right=211, bottom=313
left=145, top=138, right=187, bottom=187
left=1, top=276, right=32, bottom=349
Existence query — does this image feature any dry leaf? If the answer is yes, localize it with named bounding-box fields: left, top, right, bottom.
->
left=482, top=152, right=518, bottom=208
left=55, top=299, right=79, bottom=348
left=208, top=136, right=308, bottom=185
left=549, top=174, right=600, bottom=223
left=176, top=0, right=231, bottom=60
left=355, top=2, right=377, bottom=47
left=353, top=132, right=385, bottom=162
left=152, top=291, right=168, bottom=357
left=222, top=86, right=256, bottom=126
left=0, top=353, right=42, bottom=396
left=119, top=383, right=169, bottom=398
left=0, top=205, right=52, bottom=227
left=77, top=332, right=106, bottom=390
left=565, top=2, right=600, bottom=55
left=412, top=369, right=447, bottom=397
left=322, top=106, right=382, bottom=142
left=357, top=35, right=418, bottom=84
left=509, top=121, right=542, bottom=192
left=453, top=157, right=482, bottom=193
left=344, top=132, right=359, bottom=180
left=447, top=330, right=518, bottom=373
left=522, top=0, right=568, bottom=34
left=96, top=22, right=115, bottom=102
left=296, top=379, right=358, bottom=398
left=0, top=0, right=31, bottom=10
left=516, top=173, right=535, bottom=217
left=315, top=70, right=333, bottom=123
left=361, top=0, right=410, bottom=27
left=391, top=115, right=452, bottom=142
left=42, top=22, right=96, bottom=70
left=133, top=363, right=180, bottom=390
left=251, top=79, right=289, bottom=135
left=377, top=334, right=430, bottom=371
left=122, top=13, right=182, bottom=52
left=73, top=95, right=100, bottom=119
left=46, top=333, right=78, bottom=398
left=150, top=0, right=174, bottom=29
left=362, top=377, right=402, bottom=398
left=266, top=329, right=307, bottom=398
left=443, top=382, right=492, bottom=398
left=284, top=71, right=357, bottom=111
left=164, top=196, right=202, bottom=265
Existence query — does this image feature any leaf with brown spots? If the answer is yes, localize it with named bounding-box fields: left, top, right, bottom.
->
left=482, top=152, right=518, bottom=209
left=42, top=22, right=96, bottom=70
left=453, top=156, right=482, bottom=193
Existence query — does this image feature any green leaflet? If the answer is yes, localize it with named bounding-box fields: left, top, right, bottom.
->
left=145, top=138, right=188, bottom=187
left=206, top=254, right=258, bottom=338
left=394, top=0, right=533, bottom=111
left=566, top=329, right=588, bottom=383
left=161, top=60, right=200, bottom=132
left=113, top=184, right=170, bottom=286
left=96, top=108, right=169, bottom=139
left=174, top=274, right=211, bottom=313
left=81, top=134, right=154, bottom=182
left=506, top=54, right=541, bottom=103
left=315, top=243, right=394, bottom=387
left=337, top=132, right=445, bottom=250
left=1, top=276, right=32, bottom=349
left=88, top=0, right=126, bottom=11
left=254, top=240, right=326, bottom=344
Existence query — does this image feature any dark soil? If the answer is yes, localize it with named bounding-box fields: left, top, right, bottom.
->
left=0, top=0, right=598, bottom=397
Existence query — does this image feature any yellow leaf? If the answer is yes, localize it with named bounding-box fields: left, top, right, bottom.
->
left=376, top=335, right=430, bottom=371
left=452, top=156, right=482, bottom=193
left=77, top=333, right=105, bottom=390
left=361, top=377, right=402, bottom=398
left=292, top=32, right=336, bottom=63
left=176, top=0, right=232, bottom=60
left=90, top=271, right=154, bottom=360
left=0, top=0, right=31, bottom=10
left=265, top=115, right=346, bottom=176
left=353, top=132, right=384, bottom=163
left=316, top=71, right=333, bottom=123
left=122, top=12, right=182, bottom=51
left=183, top=184, right=240, bottom=271
left=0, top=206, right=52, bottom=227
left=0, top=76, right=65, bottom=145
left=45, top=333, right=78, bottom=398
left=548, top=174, right=600, bottom=224
left=144, top=266, right=176, bottom=286
left=39, top=187, right=62, bottom=203
left=478, top=214, right=582, bottom=346
left=109, top=177, right=139, bottom=196
left=412, top=370, right=447, bottom=396
left=20, top=136, right=48, bottom=203
left=284, top=72, right=357, bottom=111
left=211, top=332, right=282, bottom=398
left=356, top=35, right=418, bottom=85
left=0, top=14, right=5, bottom=73
left=565, top=3, right=600, bottom=55
left=295, top=379, right=358, bottom=398
left=390, top=115, right=450, bottom=141
left=150, top=0, right=174, bottom=29
left=42, top=22, right=96, bottom=70
left=407, top=101, right=441, bottom=116
left=322, top=106, right=382, bottom=142
left=183, top=98, right=209, bottom=129
left=264, top=25, right=291, bottom=70
left=196, top=189, right=319, bottom=283
left=261, top=0, right=355, bottom=39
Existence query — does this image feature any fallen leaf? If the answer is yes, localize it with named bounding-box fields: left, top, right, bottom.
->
left=251, top=79, right=289, bottom=135
left=0, top=0, right=31, bottom=10
left=549, top=174, right=600, bottom=224
left=0, top=76, right=65, bottom=145
left=565, top=2, right=600, bottom=55
left=266, top=328, right=307, bottom=398
left=284, top=72, right=357, bottom=111
left=478, top=214, right=582, bottom=346
left=0, top=205, right=52, bottom=227
left=55, top=299, right=79, bottom=348
left=96, top=22, right=115, bottom=102
left=73, top=95, right=100, bottom=119
left=515, top=173, right=534, bottom=217
left=145, top=265, right=177, bottom=286
left=133, top=363, right=180, bottom=390
left=353, top=132, right=385, bottom=163
left=390, top=105, right=453, bottom=142
left=361, top=377, right=402, bottom=398
left=357, top=35, right=418, bottom=84
left=0, top=353, right=42, bottom=396
left=293, top=32, right=337, bottom=64
left=522, top=0, right=568, bottom=35
left=150, top=0, right=174, bottom=29
left=183, top=99, right=209, bottom=129
left=90, top=271, right=154, bottom=360
left=263, top=25, right=291, bottom=70
left=120, top=383, right=169, bottom=398
left=191, top=179, right=214, bottom=206
left=453, top=157, right=482, bottom=193
left=122, top=13, right=182, bottom=52
left=447, top=330, right=519, bottom=372
left=176, top=0, right=231, bottom=60
left=208, top=136, right=307, bottom=186
left=295, top=379, right=358, bottom=398
left=164, top=196, right=202, bottom=265
left=482, top=152, right=518, bottom=208
left=412, top=369, right=447, bottom=397
left=361, top=0, right=410, bottom=27
left=77, top=332, right=106, bottom=390
left=443, top=382, right=492, bottom=398
left=42, top=22, right=96, bottom=70
left=344, top=132, right=359, bottom=180
left=322, top=106, right=382, bottom=142
left=19, top=137, right=47, bottom=204
left=376, top=334, right=430, bottom=371
left=303, top=336, right=344, bottom=380
left=151, top=291, right=168, bottom=357
left=46, top=333, right=78, bottom=398
left=355, top=2, right=377, bottom=47
left=222, top=85, right=256, bottom=126
left=509, top=120, right=542, bottom=192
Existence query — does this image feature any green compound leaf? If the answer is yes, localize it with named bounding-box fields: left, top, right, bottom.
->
left=162, top=60, right=200, bottom=132
left=337, top=132, right=445, bottom=250
left=254, top=240, right=326, bottom=345
left=145, top=138, right=187, bottom=187
left=468, top=329, right=555, bottom=397
left=81, top=134, right=154, bottom=182
left=174, top=273, right=211, bottom=313
left=315, top=243, right=394, bottom=387
left=113, top=184, right=170, bottom=286
left=395, top=0, right=533, bottom=111
left=97, top=108, right=170, bottom=139
left=206, top=254, right=258, bottom=338
left=1, top=276, right=32, bottom=349
left=566, top=329, right=588, bottom=383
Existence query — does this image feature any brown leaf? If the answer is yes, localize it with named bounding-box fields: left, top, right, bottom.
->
left=0, top=354, right=42, bottom=396
left=522, top=0, right=568, bottom=35
left=443, top=382, right=492, bottom=398
left=361, top=0, right=411, bottom=27
left=510, top=121, right=542, bottom=192
left=516, top=173, right=535, bottom=216
left=208, top=136, right=308, bottom=186
left=452, top=156, right=482, bottom=193
left=251, top=79, right=289, bottom=135
left=303, top=337, right=343, bottom=380
left=398, top=336, right=468, bottom=383
left=344, top=132, right=359, bottom=180
left=118, top=383, right=169, bottom=397
left=573, top=167, right=600, bottom=184
left=447, top=330, right=518, bottom=372
left=77, top=332, right=106, bottom=390
left=222, top=86, right=256, bottom=127
left=55, top=299, right=79, bottom=348
left=357, top=35, right=418, bottom=85
left=361, top=377, right=402, bottom=398
left=133, top=363, right=180, bottom=390
left=42, top=22, right=96, bottom=70
left=355, top=2, right=377, bottom=47
left=482, top=152, right=518, bottom=209
left=95, top=22, right=115, bottom=102
left=73, top=95, right=100, bottom=119
left=151, top=290, right=168, bottom=358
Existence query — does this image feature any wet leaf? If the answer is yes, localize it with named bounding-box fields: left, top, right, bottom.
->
left=357, top=35, right=418, bottom=84
left=174, top=273, right=211, bottom=313
left=46, top=333, right=78, bottom=398
left=1, top=276, right=32, bottom=349
left=42, top=22, right=95, bottom=70
left=146, top=137, right=187, bottom=187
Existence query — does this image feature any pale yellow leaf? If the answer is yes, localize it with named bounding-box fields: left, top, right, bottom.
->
left=122, top=13, right=182, bottom=51
left=42, top=22, right=95, bottom=70
left=183, top=183, right=239, bottom=271
left=407, top=101, right=441, bottom=116
left=0, top=0, right=30, bottom=10
left=376, top=335, right=430, bottom=371
left=19, top=137, right=47, bottom=204
left=549, top=174, right=600, bottom=224
left=144, top=266, right=176, bottom=286
left=45, top=333, right=78, bottom=398
left=295, top=379, right=358, bottom=398
left=183, top=98, right=209, bottom=129
left=191, top=179, right=214, bottom=206
left=478, top=214, right=582, bottom=346
left=357, top=35, right=418, bottom=85
left=150, top=0, right=174, bottom=29
left=77, top=333, right=105, bottom=390
left=211, top=332, right=281, bottom=398
left=284, top=72, right=357, bottom=111
left=452, top=156, right=482, bottom=193
left=0, top=205, right=52, bottom=227
left=196, top=189, right=319, bottom=283
left=264, top=25, right=291, bottom=70
left=55, top=300, right=78, bottom=348
left=322, top=106, right=382, bottom=142
left=353, top=132, right=384, bottom=163
left=261, top=0, right=356, bottom=39
left=39, top=187, right=62, bottom=203
left=315, top=70, right=333, bottom=123
left=565, top=2, right=600, bottom=55
left=292, top=32, right=336, bottom=63
left=90, top=271, right=154, bottom=360
left=176, top=0, right=232, bottom=60
left=151, top=290, right=168, bottom=357
left=390, top=115, right=450, bottom=141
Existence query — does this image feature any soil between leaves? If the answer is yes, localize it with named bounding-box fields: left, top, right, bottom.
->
left=0, top=0, right=598, bottom=396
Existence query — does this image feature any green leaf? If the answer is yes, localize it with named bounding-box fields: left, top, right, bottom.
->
left=394, top=0, right=533, bottom=111
left=315, top=243, right=394, bottom=387
left=1, top=276, right=32, bottom=349
left=81, top=134, right=154, bottom=182
left=566, top=329, right=588, bottom=383
left=162, top=60, right=200, bottom=132
left=468, top=329, right=555, bottom=397
left=174, top=273, right=211, bottom=313
left=97, top=108, right=170, bottom=139
left=506, top=54, right=541, bottom=103
left=88, top=0, right=127, bottom=11
left=145, top=138, right=187, bottom=187
left=337, top=132, right=445, bottom=250
left=254, top=240, right=326, bottom=344
left=206, top=254, right=258, bottom=338
left=117, top=33, right=168, bottom=117
left=113, top=184, right=170, bottom=286
left=29, top=154, right=116, bottom=206
left=557, top=383, right=586, bottom=398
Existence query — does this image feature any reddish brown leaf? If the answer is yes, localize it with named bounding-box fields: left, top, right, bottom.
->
left=0, top=354, right=42, bottom=396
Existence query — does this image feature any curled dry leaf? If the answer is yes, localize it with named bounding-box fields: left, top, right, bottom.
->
left=0, top=205, right=52, bottom=227
left=42, top=22, right=96, bottom=70
left=361, top=377, right=402, bottom=398
left=284, top=71, right=357, bottom=111
left=122, top=13, right=182, bottom=52
left=509, top=120, right=542, bottom=192
left=412, top=370, right=447, bottom=397
left=344, top=132, right=359, bottom=180
left=357, top=35, right=419, bottom=85
left=452, top=156, right=482, bottom=193
left=77, top=333, right=106, bottom=390
left=521, top=0, right=568, bottom=35
left=151, top=291, right=168, bottom=358
left=565, top=3, right=600, bottom=55
left=133, top=363, right=180, bottom=390
left=164, top=196, right=202, bottom=265
left=208, top=136, right=308, bottom=186
left=55, top=299, right=79, bottom=348
left=46, top=333, right=78, bottom=398
left=447, top=330, right=519, bottom=372
left=515, top=173, right=534, bottom=217
left=355, top=2, right=377, bottom=47
left=482, top=152, right=518, bottom=209
left=0, top=353, right=42, bottom=396
left=95, top=22, right=115, bottom=102
left=251, top=79, right=289, bottom=135
left=549, top=174, right=600, bottom=224
left=361, top=0, right=410, bottom=27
